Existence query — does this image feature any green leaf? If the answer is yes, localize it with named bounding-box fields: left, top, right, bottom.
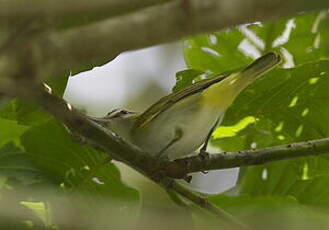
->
left=218, top=61, right=329, bottom=199
left=0, top=118, right=29, bottom=147
left=21, top=120, right=139, bottom=203
left=253, top=11, right=329, bottom=66
left=173, top=69, right=204, bottom=92
left=0, top=143, right=42, bottom=181
left=183, top=11, right=329, bottom=74
left=184, top=30, right=250, bottom=74
left=286, top=174, right=329, bottom=207
left=183, top=10, right=329, bottom=209
left=0, top=99, right=51, bottom=126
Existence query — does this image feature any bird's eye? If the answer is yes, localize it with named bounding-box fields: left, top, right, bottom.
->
left=121, top=110, right=129, bottom=114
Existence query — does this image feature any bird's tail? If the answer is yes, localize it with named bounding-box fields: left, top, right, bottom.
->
left=241, top=52, right=281, bottom=79
left=203, top=52, right=281, bottom=108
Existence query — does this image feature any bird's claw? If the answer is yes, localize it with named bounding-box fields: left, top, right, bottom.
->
left=198, top=149, right=210, bottom=160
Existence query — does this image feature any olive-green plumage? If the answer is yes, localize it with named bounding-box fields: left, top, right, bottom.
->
left=91, top=52, right=281, bottom=159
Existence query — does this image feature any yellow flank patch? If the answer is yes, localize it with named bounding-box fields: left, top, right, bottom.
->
left=212, top=116, right=257, bottom=139
left=202, top=72, right=253, bottom=109
left=202, top=74, right=239, bottom=109
left=203, top=84, right=235, bottom=108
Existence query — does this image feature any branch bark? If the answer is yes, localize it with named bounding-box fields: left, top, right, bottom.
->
left=50, top=0, right=329, bottom=73
left=18, top=84, right=159, bottom=175
left=164, top=138, right=329, bottom=178
left=0, top=0, right=171, bottom=28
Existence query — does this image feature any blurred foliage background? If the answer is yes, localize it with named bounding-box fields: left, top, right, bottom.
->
left=0, top=4, right=329, bottom=230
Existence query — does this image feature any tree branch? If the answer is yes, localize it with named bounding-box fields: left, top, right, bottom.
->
left=0, top=0, right=171, bottom=28
left=50, top=0, right=329, bottom=73
left=18, top=84, right=159, bottom=176
left=164, top=138, right=329, bottom=178
left=6, top=82, right=245, bottom=229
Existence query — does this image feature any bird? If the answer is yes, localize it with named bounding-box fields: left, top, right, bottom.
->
left=90, top=52, right=281, bottom=160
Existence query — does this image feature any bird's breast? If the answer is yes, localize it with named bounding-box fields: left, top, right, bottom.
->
left=131, top=94, right=225, bottom=159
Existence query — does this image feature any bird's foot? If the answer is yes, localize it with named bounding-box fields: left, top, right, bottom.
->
left=183, top=175, right=193, bottom=183
left=198, top=149, right=210, bottom=160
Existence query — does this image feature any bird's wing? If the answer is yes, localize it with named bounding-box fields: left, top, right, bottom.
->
left=134, top=52, right=281, bottom=129
left=134, top=74, right=228, bottom=128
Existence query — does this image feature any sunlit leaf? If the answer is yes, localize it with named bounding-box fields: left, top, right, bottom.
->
left=221, top=61, right=329, bottom=198
left=183, top=10, right=329, bottom=209
left=183, top=11, right=329, bottom=74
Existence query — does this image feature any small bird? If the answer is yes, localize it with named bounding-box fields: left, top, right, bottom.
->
left=91, top=52, right=281, bottom=160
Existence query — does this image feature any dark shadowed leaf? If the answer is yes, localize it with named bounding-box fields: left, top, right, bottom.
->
left=0, top=118, right=29, bottom=147
left=0, top=143, right=42, bottom=182
left=21, top=120, right=139, bottom=203
left=0, top=99, right=51, bottom=126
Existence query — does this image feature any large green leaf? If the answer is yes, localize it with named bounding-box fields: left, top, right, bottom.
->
left=222, top=61, right=329, bottom=199
left=21, top=120, right=139, bottom=203
left=183, top=10, right=329, bottom=210
left=183, top=11, right=329, bottom=74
